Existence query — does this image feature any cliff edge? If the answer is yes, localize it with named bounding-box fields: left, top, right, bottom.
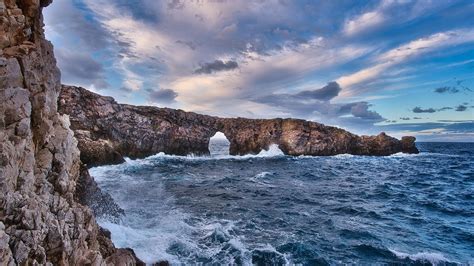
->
left=0, top=1, right=142, bottom=264
left=59, top=85, right=418, bottom=167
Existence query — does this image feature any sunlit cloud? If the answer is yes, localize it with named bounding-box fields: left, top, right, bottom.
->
left=44, top=0, right=474, bottom=140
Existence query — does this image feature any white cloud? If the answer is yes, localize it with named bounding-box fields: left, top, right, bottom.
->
left=341, top=0, right=449, bottom=37
left=343, top=11, right=385, bottom=36
left=337, top=29, right=474, bottom=96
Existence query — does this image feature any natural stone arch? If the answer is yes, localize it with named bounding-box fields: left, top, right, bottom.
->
left=208, top=131, right=230, bottom=156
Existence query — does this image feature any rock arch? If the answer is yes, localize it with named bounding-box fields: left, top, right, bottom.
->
left=59, top=85, right=419, bottom=166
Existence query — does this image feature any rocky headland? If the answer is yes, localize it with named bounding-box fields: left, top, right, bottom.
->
left=59, top=85, right=418, bottom=167
left=0, top=1, right=143, bottom=264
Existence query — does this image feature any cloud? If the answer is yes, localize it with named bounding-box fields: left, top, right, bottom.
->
left=167, top=0, right=185, bottom=10
left=293, top=81, right=342, bottom=102
left=78, top=0, right=371, bottom=111
left=44, top=0, right=114, bottom=90
left=438, top=107, right=453, bottom=111
left=412, top=105, right=470, bottom=113
left=434, top=86, right=460, bottom=94
left=338, top=29, right=474, bottom=95
left=455, top=104, right=468, bottom=112
left=55, top=48, right=108, bottom=89
left=252, top=82, right=384, bottom=129
left=44, top=0, right=112, bottom=51
left=378, top=121, right=474, bottom=142
left=341, top=0, right=437, bottom=37
left=433, top=79, right=472, bottom=94
left=176, top=40, right=197, bottom=50
left=343, top=11, right=385, bottom=36
left=382, top=121, right=474, bottom=132
left=413, top=107, right=436, bottom=113
left=43, top=0, right=474, bottom=141
left=147, top=88, right=178, bottom=104
left=258, top=81, right=341, bottom=105
left=194, top=60, right=239, bottom=74
left=350, top=102, right=383, bottom=121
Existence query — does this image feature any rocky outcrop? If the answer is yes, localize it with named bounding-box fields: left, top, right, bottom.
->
left=0, top=1, right=142, bottom=265
left=59, top=85, right=418, bottom=166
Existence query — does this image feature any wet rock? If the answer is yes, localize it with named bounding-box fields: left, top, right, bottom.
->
left=401, top=136, right=419, bottom=154
left=152, top=260, right=170, bottom=266
left=75, top=164, right=125, bottom=221
left=105, top=248, right=146, bottom=266
left=59, top=85, right=419, bottom=165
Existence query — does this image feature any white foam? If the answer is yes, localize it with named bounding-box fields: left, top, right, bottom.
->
left=254, top=244, right=290, bottom=265
left=332, top=153, right=355, bottom=158
left=255, top=171, right=272, bottom=178
left=389, top=152, right=459, bottom=158
left=390, top=249, right=455, bottom=265
left=255, top=144, right=285, bottom=157
left=92, top=144, right=286, bottom=166
left=98, top=220, right=182, bottom=264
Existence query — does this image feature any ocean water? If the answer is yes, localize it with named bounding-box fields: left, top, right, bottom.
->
left=90, top=141, right=474, bottom=265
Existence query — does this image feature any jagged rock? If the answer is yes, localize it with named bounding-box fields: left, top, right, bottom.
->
left=401, top=136, right=418, bottom=154
left=105, top=248, right=146, bottom=266
left=0, top=1, right=139, bottom=264
left=59, top=85, right=419, bottom=166
left=152, top=261, right=170, bottom=266
left=76, top=164, right=125, bottom=221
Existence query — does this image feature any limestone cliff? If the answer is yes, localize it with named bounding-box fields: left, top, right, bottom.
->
left=0, top=1, right=141, bottom=264
left=59, top=85, right=418, bottom=167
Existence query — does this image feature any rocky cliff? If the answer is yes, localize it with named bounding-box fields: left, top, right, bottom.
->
left=59, top=85, right=418, bottom=166
left=0, top=1, right=142, bottom=265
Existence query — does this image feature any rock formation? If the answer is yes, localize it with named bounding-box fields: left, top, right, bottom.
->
left=59, top=85, right=418, bottom=166
left=0, top=1, right=142, bottom=264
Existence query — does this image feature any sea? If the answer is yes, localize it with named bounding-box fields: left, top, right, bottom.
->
left=90, top=140, right=474, bottom=265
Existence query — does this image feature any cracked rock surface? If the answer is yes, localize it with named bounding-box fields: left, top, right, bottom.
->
left=0, top=1, right=142, bottom=264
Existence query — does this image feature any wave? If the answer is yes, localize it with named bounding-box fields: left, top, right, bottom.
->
left=389, top=152, right=460, bottom=158
left=88, top=142, right=472, bottom=264
left=254, top=171, right=273, bottom=178
left=389, top=249, right=457, bottom=265
left=107, top=144, right=287, bottom=164
left=92, top=147, right=459, bottom=172
left=98, top=215, right=191, bottom=264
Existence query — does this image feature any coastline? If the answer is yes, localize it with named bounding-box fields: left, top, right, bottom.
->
left=1, top=1, right=430, bottom=264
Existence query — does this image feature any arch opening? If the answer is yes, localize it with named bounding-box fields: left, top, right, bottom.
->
left=209, top=131, right=230, bottom=157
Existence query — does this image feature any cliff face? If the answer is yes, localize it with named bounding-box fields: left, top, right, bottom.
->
left=59, top=85, right=418, bottom=166
left=0, top=1, right=141, bottom=265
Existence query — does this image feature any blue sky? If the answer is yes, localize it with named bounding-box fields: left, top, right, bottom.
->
left=44, top=0, right=473, bottom=141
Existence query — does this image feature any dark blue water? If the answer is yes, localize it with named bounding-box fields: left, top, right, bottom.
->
left=91, top=142, right=474, bottom=265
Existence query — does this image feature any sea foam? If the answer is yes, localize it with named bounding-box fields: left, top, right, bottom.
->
left=389, top=249, right=455, bottom=265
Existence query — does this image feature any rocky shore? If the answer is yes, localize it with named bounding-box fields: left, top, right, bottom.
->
left=0, top=1, right=143, bottom=264
left=59, top=85, right=418, bottom=166
left=0, top=1, right=418, bottom=265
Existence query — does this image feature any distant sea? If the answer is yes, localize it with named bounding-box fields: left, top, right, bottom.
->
left=91, top=142, right=473, bottom=265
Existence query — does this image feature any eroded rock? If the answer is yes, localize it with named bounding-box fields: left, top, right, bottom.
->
left=59, top=85, right=419, bottom=166
left=0, top=1, right=140, bottom=264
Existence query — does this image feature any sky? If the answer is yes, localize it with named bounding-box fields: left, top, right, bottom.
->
left=44, top=0, right=473, bottom=141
